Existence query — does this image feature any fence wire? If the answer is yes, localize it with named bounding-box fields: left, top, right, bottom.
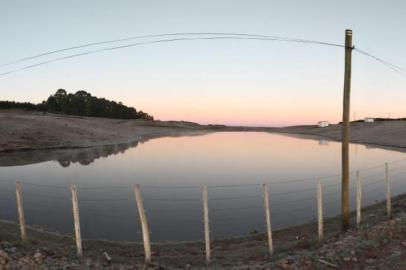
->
left=0, top=158, right=405, bottom=248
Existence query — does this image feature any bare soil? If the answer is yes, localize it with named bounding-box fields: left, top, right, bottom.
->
left=276, top=121, right=406, bottom=151
left=2, top=110, right=406, bottom=154
left=0, top=110, right=215, bottom=153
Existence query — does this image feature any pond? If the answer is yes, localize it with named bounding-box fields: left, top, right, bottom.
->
left=0, top=132, right=405, bottom=241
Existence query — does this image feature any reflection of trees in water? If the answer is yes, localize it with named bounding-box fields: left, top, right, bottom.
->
left=59, top=160, right=71, bottom=167
left=57, top=141, right=138, bottom=167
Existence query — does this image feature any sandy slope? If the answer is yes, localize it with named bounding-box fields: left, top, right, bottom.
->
left=2, top=110, right=406, bottom=153
left=0, top=110, right=213, bottom=152
left=277, top=121, right=406, bottom=150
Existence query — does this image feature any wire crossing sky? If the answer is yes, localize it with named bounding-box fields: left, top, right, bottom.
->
left=0, top=32, right=345, bottom=67
left=0, top=33, right=405, bottom=78
left=1, top=0, right=405, bottom=126
left=0, top=35, right=347, bottom=77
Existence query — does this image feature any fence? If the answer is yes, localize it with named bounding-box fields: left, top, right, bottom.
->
left=1, top=158, right=406, bottom=265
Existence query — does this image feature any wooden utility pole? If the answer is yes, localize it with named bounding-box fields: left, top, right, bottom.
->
left=342, top=29, right=353, bottom=230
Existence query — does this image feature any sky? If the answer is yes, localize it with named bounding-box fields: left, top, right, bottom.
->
left=0, top=0, right=405, bottom=126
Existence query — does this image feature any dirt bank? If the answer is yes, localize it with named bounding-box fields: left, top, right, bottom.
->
left=0, top=110, right=219, bottom=153
left=276, top=121, right=406, bottom=151
left=2, top=110, right=406, bottom=154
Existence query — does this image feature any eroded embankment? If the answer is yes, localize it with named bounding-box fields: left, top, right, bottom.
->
left=276, top=121, right=406, bottom=152
left=0, top=110, right=219, bottom=153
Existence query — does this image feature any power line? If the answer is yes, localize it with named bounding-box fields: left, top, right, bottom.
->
left=354, top=48, right=406, bottom=78
left=0, top=35, right=344, bottom=77
left=0, top=32, right=344, bottom=67
left=1, top=32, right=404, bottom=80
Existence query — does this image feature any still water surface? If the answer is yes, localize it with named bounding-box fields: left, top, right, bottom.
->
left=1, top=132, right=406, bottom=241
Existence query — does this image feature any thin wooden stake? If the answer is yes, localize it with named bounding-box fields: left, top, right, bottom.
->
left=134, top=184, right=151, bottom=264
left=385, top=163, right=391, bottom=218
left=262, top=183, right=274, bottom=255
left=356, top=170, right=362, bottom=226
left=16, top=182, right=27, bottom=243
left=70, top=184, right=82, bottom=258
left=317, top=179, right=323, bottom=242
left=202, top=185, right=211, bottom=265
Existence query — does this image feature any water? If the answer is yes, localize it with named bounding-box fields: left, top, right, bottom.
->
left=0, top=132, right=405, bottom=242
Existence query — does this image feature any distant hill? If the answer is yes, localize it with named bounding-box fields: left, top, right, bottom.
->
left=0, top=89, right=153, bottom=120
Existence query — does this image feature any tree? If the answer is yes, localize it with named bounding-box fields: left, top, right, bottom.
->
left=43, top=89, right=153, bottom=120
left=45, top=96, right=58, bottom=111
left=1, top=89, right=153, bottom=121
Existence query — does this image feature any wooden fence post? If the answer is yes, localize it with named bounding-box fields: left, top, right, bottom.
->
left=202, top=185, right=211, bottom=265
left=356, top=170, right=362, bottom=226
left=317, top=179, right=323, bottom=242
left=134, top=184, right=151, bottom=264
left=70, top=184, right=82, bottom=258
left=16, top=182, right=27, bottom=243
left=385, top=163, right=391, bottom=218
left=262, top=183, right=274, bottom=255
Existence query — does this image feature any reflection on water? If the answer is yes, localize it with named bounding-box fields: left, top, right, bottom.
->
left=0, top=141, right=140, bottom=168
left=0, top=132, right=406, bottom=242
left=56, top=142, right=139, bottom=167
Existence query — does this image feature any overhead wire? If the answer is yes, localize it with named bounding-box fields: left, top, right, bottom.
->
left=0, top=32, right=344, bottom=67
left=354, top=48, right=406, bottom=78
left=0, top=32, right=403, bottom=81
left=0, top=35, right=345, bottom=77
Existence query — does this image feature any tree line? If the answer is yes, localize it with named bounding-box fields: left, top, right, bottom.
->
left=0, top=89, right=153, bottom=120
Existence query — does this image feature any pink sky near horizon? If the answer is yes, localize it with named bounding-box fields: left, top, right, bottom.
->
left=138, top=101, right=340, bottom=126
left=131, top=90, right=406, bottom=126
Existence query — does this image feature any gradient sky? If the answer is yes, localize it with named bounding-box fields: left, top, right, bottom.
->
left=0, top=0, right=405, bottom=126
